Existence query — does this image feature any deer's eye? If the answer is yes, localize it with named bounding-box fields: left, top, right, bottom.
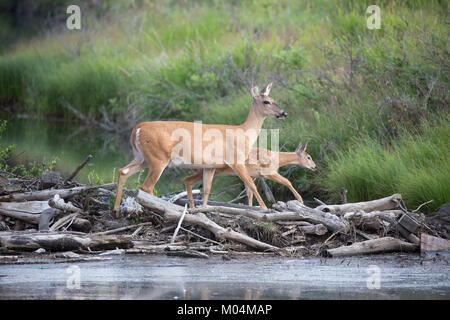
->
left=263, top=101, right=271, bottom=105
left=308, top=157, right=311, bottom=160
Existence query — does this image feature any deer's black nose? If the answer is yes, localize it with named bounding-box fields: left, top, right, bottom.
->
left=277, top=111, right=287, bottom=118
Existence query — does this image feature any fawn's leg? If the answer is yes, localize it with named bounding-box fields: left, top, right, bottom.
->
left=265, top=172, right=303, bottom=204
left=184, top=170, right=203, bottom=208
left=202, top=168, right=216, bottom=206
left=245, top=184, right=253, bottom=206
left=229, top=164, right=267, bottom=209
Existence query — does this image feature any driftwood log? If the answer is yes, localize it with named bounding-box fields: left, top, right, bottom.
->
left=0, top=200, right=50, bottom=214
left=315, top=194, right=402, bottom=215
left=0, top=198, right=90, bottom=232
left=0, top=183, right=116, bottom=202
left=189, top=201, right=348, bottom=233
left=326, top=237, right=418, bottom=257
left=420, top=233, right=450, bottom=252
left=286, top=201, right=349, bottom=232
left=135, top=190, right=278, bottom=251
left=0, top=208, right=40, bottom=224
left=0, top=231, right=133, bottom=251
left=342, top=210, right=402, bottom=231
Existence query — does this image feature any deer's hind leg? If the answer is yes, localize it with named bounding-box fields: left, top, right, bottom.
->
left=114, top=160, right=147, bottom=217
left=140, top=157, right=170, bottom=195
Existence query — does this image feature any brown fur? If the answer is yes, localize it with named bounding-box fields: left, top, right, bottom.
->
left=114, top=83, right=286, bottom=216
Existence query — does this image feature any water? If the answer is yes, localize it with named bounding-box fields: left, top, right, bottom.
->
left=0, top=254, right=449, bottom=299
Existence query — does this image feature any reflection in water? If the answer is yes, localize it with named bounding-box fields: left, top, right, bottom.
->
left=0, top=255, right=449, bottom=300
left=34, top=280, right=438, bottom=300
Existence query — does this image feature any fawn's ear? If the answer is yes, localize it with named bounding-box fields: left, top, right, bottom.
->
left=260, top=82, right=273, bottom=96
left=296, top=142, right=307, bottom=154
left=250, top=85, right=260, bottom=99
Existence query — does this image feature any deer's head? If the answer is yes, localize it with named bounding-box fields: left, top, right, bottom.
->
left=250, top=83, right=287, bottom=119
left=295, top=143, right=316, bottom=171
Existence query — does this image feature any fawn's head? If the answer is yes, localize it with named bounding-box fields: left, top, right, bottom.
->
left=250, top=83, right=287, bottom=119
left=295, top=143, right=316, bottom=171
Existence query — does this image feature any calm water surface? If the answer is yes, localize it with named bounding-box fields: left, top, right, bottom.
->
left=0, top=254, right=449, bottom=300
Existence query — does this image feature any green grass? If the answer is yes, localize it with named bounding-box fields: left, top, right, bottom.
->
left=0, top=0, right=448, bottom=212
left=323, top=116, right=450, bottom=213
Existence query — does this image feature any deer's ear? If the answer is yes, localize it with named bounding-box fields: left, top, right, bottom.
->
left=250, top=86, right=260, bottom=99
left=296, top=142, right=306, bottom=154
left=260, top=82, right=273, bottom=96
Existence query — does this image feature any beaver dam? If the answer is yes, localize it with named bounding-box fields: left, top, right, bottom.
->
left=0, top=165, right=449, bottom=264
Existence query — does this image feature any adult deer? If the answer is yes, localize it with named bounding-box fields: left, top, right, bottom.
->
left=184, top=142, right=316, bottom=207
left=114, top=83, right=286, bottom=217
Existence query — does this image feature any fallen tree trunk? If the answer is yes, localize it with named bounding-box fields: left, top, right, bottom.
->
left=0, top=231, right=133, bottom=251
left=286, top=201, right=349, bottom=233
left=0, top=207, right=91, bottom=232
left=0, top=183, right=116, bottom=202
left=326, top=237, right=418, bottom=257
left=189, top=202, right=348, bottom=233
left=315, top=194, right=402, bottom=215
left=0, top=201, right=50, bottom=214
left=135, top=190, right=277, bottom=251
left=0, top=208, right=40, bottom=224
left=343, top=210, right=402, bottom=231
left=420, top=233, right=450, bottom=252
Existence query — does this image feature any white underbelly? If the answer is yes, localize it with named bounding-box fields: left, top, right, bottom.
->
left=167, top=158, right=218, bottom=169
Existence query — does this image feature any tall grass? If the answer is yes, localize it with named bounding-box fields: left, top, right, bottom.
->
left=323, top=116, right=450, bottom=213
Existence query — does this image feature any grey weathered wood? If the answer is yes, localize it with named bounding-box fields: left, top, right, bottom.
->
left=298, top=224, right=328, bottom=236
left=135, top=190, right=277, bottom=251
left=286, top=200, right=349, bottom=233
left=398, top=213, right=420, bottom=233
left=39, top=208, right=60, bottom=231
left=326, top=237, right=418, bottom=257
left=0, top=183, right=116, bottom=202
left=0, top=231, right=133, bottom=251
left=189, top=201, right=349, bottom=233
left=0, top=208, right=40, bottom=224
left=48, top=194, right=83, bottom=213
left=41, top=171, right=61, bottom=188
left=316, top=194, right=403, bottom=215
left=343, top=210, right=402, bottom=231
left=0, top=205, right=90, bottom=232
left=0, top=201, right=50, bottom=214
left=420, top=233, right=450, bottom=252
